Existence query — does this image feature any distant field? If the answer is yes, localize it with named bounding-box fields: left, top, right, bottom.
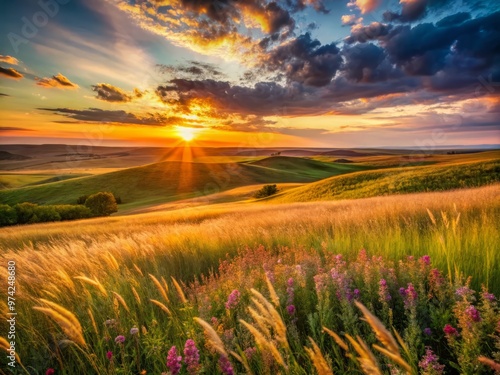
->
left=0, top=173, right=89, bottom=189
left=0, top=157, right=369, bottom=210
left=271, top=157, right=500, bottom=203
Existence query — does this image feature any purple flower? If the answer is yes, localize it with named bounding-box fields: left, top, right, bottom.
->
left=244, top=347, right=257, bottom=359
left=399, top=287, right=407, bottom=297
left=402, top=283, right=417, bottom=309
left=465, top=305, right=481, bottom=322
left=225, top=290, right=241, bottom=310
left=423, top=328, right=432, bottom=336
left=46, top=369, right=55, bottom=375
left=286, top=278, right=295, bottom=305
left=418, top=347, right=444, bottom=374
left=353, top=289, right=360, bottom=299
left=183, top=339, right=200, bottom=374
left=106, top=351, right=113, bottom=361
left=167, top=346, right=182, bottom=375
left=455, top=286, right=475, bottom=299
left=443, top=324, right=458, bottom=337
left=130, top=326, right=139, bottom=335
left=287, top=305, right=296, bottom=315
left=114, top=335, right=125, bottom=344
left=483, top=292, right=496, bottom=302
left=419, top=255, right=431, bottom=266
left=218, top=355, right=234, bottom=375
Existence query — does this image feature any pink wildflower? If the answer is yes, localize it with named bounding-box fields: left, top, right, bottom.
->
left=167, top=346, right=182, bottom=375
left=219, top=355, right=234, bottom=375
left=183, top=339, right=200, bottom=375
left=225, top=290, right=241, bottom=310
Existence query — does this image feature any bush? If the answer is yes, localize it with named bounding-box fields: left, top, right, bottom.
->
left=254, top=184, right=279, bottom=198
left=32, top=206, right=61, bottom=223
left=76, top=195, right=89, bottom=205
left=84, top=192, right=118, bottom=217
left=0, top=204, right=17, bottom=226
left=54, top=205, right=92, bottom=221
left=14, top=202, right=38, bottom=224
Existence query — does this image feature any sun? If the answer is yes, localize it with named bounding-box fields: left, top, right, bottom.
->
left=177, top=126, right=197, bottom=142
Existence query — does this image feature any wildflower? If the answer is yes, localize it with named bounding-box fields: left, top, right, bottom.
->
left=399, top=287, right=407, bottom=297
left=418, top=347, right=445, bottom=374
left=483, top=292, right=496, bottom=302
left=106, top=351, right=113, bottom=361
left=183, top=339, right=200, bottom=375
left=225, top=290, right=241, bottom=310
left=314, top=273, right=328, bottom=293
left=219, top=355, right=234, bottom=375
left=130, top=326, right=139, bottom=335
left=167, top=346, right=182, bottom=375
left=379, top=278, right=391, bottom=302
left=286, top=277, right=294, bottom=305
left=423, top=327, right=432, bottom=336
left=402, top=283, right=418, bottom=309
left=287, top=304, right=296, bottom=315
left=353, top=289, right=360, bottom=299
left=46, top=369, right=55, bottom=375
left=455, top=286, right=475, bottom=300
left=211, top=317, right=219, bottom=326
left=465, top=305, right=481, bottom=322
left=114, top=335, right=125, bottom=344
left=443, top=324, right=458, bottom=337
left=140, top=371, right=146, bottom=375
left=420, top=255, right=431, bottom=266
left=104, top=319, right=116, bottom=327
left=244, top=347, right=257, bottom=359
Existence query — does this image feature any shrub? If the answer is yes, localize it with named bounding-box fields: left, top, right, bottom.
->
left=76, top=195, right=89, bottom=205
left=0, top=204, right=17, bottom=226
left=84, top=192, right=118, bottom=217
left=254, top=184, right=279, bottom=198
left=32, top=206, right=61, bottom=223
left=54, top=205, right=92, bottom=221
left=14, top=202, right=38, bottom=224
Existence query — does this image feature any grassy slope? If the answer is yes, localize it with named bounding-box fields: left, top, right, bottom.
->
left=0, top=157, right=365, bottom=209
left=0, top=173, right=88, bottom=189
left=271, top=157, right=500, bottom=203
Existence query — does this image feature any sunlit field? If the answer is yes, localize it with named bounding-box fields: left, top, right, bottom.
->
left=1, top=184, right=499, bottom=374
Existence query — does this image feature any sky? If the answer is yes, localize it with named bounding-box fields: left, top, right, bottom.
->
left=0, top=0, right=499, bottom=148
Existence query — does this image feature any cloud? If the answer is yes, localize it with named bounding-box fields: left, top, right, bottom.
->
left=345, top=22, right=392, bottom=44
left=348, top=0, right=382, bottom=14
left=0, top=67, right=24, bottom=79
left=0, top=127, right=34, bottom=132
left=383, top=0, right=451, bottom=23
left=91, top=83, right=132, bottom=102
left=37, top=107, right=182, bottom=126
left=35, top=73, right=79, bottom=89
left=0, top=55, right=19, bottom=65
left=157, top=61, right=224, bottom=79
left=341, top=14, right=363, bottom=26
left=260, top=33, right=342, bottom=87
left=0, top=93, right=9, bottom=97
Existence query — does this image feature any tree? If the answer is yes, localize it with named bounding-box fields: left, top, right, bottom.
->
left=254, top=184, right=279, bottom=198
left=0, top=205, right=17, bottom=226
left=84, top=192, right=118, bottom=217
left=14, top=202, right=38, bottom=224
left=76, top=195, right=89, bottom=204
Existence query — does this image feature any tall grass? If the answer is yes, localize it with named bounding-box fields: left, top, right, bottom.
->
left=0, top=185, right=498, bottom=372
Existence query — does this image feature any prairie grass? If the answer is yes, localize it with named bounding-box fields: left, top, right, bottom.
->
left=0, top=185, right=498, bottom=373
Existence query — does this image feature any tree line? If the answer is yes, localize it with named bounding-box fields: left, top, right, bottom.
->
left=0, top=192, right=119, bottom=227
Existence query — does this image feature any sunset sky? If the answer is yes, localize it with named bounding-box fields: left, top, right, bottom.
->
left=0, top=0, right=499, bottom=148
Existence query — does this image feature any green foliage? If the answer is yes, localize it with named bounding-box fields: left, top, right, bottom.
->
left=32, top=205, right=61, bottom=223
left=254, top=184, right=279, bottom=198
left=14, top=202, right=38, bottom=224
left=76, top=195, right=88, bottom=205
left=54, top=205, right=92, bottom=221
left=84, top=192, right=118, bottom=217
left=0, top=204, right=17, bottom=226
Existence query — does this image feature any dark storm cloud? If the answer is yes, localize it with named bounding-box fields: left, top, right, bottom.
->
left=0, top=66, right=23, bottom=79
left=37, top=107, right=181, bottom=126
left=261, top=33, right=342, bottom=87
left=345, top=22, right=392, bottom=44
left=436, top=12, right=471, bottom=27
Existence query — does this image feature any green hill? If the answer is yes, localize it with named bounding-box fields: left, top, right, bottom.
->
left=0, top=157, right=366, bottom=209
left=270, top=159, right=500, bottom=203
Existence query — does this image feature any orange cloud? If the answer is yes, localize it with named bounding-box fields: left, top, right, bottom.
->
left=35, top=73, right=79, bottom=89
left=0, top=67, right=23, bottom=80
left=0, top=55, right=19, bottom=65
left=348, top=0, right=382, bottom=14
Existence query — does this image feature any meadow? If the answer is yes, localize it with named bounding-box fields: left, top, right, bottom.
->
left=0, top=184, right=499, bottom=374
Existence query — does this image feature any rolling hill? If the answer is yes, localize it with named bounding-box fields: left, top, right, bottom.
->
left=0, top=157, right=367, bottom=209
left=270, top=158, right=500, bottom=203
